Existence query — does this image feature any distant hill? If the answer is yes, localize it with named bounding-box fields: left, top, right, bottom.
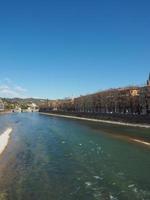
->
left=1, top=98, right=47, bottom=106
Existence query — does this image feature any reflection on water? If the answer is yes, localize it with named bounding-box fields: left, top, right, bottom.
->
left=0, top=113, right=150, bottom=200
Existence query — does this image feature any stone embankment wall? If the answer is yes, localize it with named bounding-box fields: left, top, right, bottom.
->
left=39, top=110, right=150, bottom=125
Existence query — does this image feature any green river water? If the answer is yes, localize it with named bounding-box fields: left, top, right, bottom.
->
left=0, top=113, right=150, bottom=200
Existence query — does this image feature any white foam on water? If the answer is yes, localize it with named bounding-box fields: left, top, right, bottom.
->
left=93, top=191, right=102, bottom=199
left=93, top=176, right=100, bottom=179
left=132, top=187, right=138, bottom=193
left=93, top=176, right=103, bottom=180
left=110, top=194, right=118, bottom=200
left=128, top=184, right=139, bottom=194
left=128, top=184, right=135, bottom=188
left=0, top=128, right=12, bottom=155
left=85, top=181, right=92, bottom=187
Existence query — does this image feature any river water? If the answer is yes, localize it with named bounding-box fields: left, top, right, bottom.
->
left=0, top=113, right=150, bottom=200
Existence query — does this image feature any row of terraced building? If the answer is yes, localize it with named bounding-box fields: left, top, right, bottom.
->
left=40, top=74, right=150, bottom=115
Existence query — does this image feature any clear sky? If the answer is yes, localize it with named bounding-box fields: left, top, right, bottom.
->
left=0, top=0, right=150, bottom=99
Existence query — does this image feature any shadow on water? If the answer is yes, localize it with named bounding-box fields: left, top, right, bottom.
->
left=72, top=118, right=150, bottom=148
left=0, top=113, right=150, bottom=200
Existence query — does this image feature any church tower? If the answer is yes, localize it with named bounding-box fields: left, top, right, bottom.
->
left=147, top=73, right=150, bottom=86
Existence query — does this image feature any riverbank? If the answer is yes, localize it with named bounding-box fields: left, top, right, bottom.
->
left=40, top=112, right=150, bottom=129
left=40, top=112, right=150, bottom=148
left=0, top=128, right=12, bottom=155
left=0, top=110, right=12, bottom=115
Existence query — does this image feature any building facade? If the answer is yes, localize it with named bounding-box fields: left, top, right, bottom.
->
left=40, top=74, right=150, bottom=115
left=139, top=74, right=150, bottom=114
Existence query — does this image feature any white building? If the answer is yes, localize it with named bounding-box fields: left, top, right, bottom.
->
left=27, top=103, right=39, bottom=112
left=14, top=105, right=22, bottom=112
left=0, top=99, right=4, bottom=111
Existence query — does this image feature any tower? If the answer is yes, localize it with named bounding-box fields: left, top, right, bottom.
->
left=147, top=73, right=150, bottom=86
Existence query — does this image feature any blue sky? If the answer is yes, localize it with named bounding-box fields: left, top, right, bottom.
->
left=0, top=0, right=150, bottom=99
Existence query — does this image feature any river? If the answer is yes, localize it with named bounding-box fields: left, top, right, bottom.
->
left=0, top=113, right=150, bottom=200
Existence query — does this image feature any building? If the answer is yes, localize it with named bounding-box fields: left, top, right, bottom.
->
left=147, top=73, right=150, bottom=86
left=139, top=74, right=150, bottom=114
left=14, top=105, right=22, bottom=112
left=0, top=99, right=5, bottom=111
left=40, top=73, right=150, bottom=115
left=27, top=103, right=39, bottom=112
